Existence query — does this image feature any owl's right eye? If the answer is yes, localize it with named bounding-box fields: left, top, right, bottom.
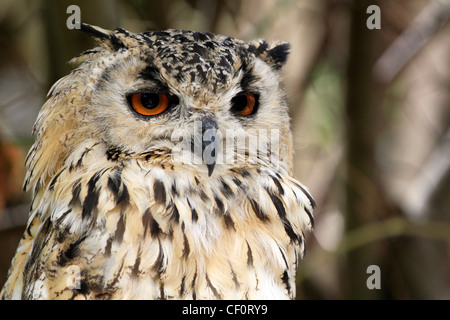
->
left=128, top=93, right=174, bottom=117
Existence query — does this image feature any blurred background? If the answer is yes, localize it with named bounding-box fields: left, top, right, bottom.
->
left=0, top=0, right=449, bottom=299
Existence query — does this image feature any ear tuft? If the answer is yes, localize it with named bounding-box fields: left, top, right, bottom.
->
left=247, top=40, right=290, bottom=70
left=80, top=23, right=126, bottom=51
left=80, top=23, right=112, bottom=40
left=267, top=42, right=290, bottom=69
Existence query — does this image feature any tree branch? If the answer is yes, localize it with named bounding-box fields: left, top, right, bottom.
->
left=374, top=0, right=450, bottom=84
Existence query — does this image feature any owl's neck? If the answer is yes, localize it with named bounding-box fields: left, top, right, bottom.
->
left=22, top=140, right=313, bottom=299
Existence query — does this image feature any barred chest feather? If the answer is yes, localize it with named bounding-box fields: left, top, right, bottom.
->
left=3, top=141, right=314, bottom=300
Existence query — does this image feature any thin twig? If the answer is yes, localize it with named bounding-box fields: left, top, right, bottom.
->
left=373, top=0, right=450, bottom=84
left=298, top=216, right=450, bottom=282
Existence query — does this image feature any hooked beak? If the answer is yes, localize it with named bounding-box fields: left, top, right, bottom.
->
left=200, top=115, right=218, bottom=177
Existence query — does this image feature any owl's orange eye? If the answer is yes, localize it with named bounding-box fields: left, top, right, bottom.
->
left=129, top=93, right=172, bottom=117
left=231, top=93, right=259, bottom=116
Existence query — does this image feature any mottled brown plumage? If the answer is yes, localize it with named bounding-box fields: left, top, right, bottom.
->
left=1, top=24, right=314, bottom=300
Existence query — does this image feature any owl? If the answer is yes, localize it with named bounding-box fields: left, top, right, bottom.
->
left=1, top=24, right=314, bottom=300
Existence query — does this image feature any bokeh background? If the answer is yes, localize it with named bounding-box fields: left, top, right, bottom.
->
left=0, top=0, right=449, bottom=299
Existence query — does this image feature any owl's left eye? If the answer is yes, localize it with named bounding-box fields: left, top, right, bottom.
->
left=128, top=93, right=175, bottom=117
left=231, top=93, right=259, bottom=116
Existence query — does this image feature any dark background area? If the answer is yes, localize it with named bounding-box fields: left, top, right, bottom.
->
left=0, top=0, right=449, bottom=299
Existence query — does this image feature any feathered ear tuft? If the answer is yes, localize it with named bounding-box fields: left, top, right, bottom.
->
left=267, top=42, right=290, bottom=69
left=80, top=23, right=111, bottom=40
left=80, top=23, right=127, bottom=51
left=247, top=40, right=290, bottom=70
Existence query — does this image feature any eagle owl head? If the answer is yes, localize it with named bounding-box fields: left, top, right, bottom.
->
left=27, top=24, right=294, bottom=189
